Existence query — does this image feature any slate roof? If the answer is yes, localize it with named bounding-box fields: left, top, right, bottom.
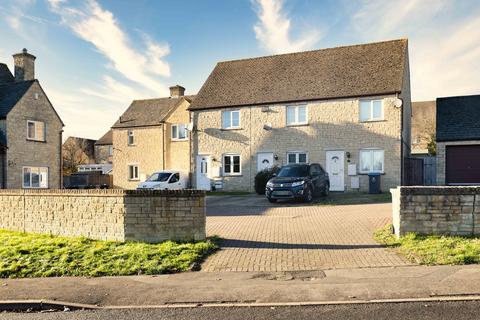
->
left=436, top=95, right=480, bottom=142
left=0, top=64, right=14, bottom=84
left=189, top=39, right=408, bottom=110
left=0, top=80, right=35, bottom=117
left=112, top=95, right=195, bottom=129
left=95, top=129, right=113, bottom=145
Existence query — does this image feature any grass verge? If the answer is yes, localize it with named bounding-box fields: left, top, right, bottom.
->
left=374, top=224, right=480, bottom=265
left=0, top=230, right=218, bottom=278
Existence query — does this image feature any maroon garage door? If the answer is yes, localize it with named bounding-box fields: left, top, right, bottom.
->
left=446, top=145, right=480, bottom=185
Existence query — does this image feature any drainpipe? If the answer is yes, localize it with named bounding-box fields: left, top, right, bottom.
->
left=161, top=123, right=166, bottom=170
left=59, top=129, right=64, bottom=189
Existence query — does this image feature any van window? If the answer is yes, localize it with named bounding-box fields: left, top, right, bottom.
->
left=169, top=173, right=180, bottom=183
left=147, top=172, right=171, bottom=182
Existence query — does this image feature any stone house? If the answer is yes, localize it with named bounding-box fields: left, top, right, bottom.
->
left=411, top=101, right=435, bottom=156
left=112, top=86, right=194, bottom=189
left=189, top=39, right=412, bottom=192
left=436, top=94, right=480, bottom=185
left=94, top=129, right=113, bottom=164
left=0, top=49, right=64, bottom=189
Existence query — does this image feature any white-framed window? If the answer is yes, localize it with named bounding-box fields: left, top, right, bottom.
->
left=359, top=149, right=384, bottom=173
left=223, top=154, right=241, bottom=175
left=128, top=164, right=139, bottom=180
left=287, top=152, right=308, bottom=164
left=171, top=124, right=188, bottom=140
left=127, top=130, right=135, bottom=145
left=221, top=110, right=240, bottom=129
left=23, top=167, right=48, bottom=188
left=286, top=105, right=307, bottom=125
left=27, top=120, right=45, bottom=141
left=359, top=99, right=384, bottom=122
left=108, top=145, right=113, bottom=156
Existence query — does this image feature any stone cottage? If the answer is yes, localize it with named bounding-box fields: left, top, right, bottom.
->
left=95, top=129, right=113, bottom=164
left=0, top=49, right=64, bottom=189
left=112, top=85, right=194, bottom=189
left=189, top=39, right=412, bottom=192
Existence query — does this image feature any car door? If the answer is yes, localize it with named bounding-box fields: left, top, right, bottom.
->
left=168, top=173, right=182, bottom=190
left=309, top=165, right=321, bottom=195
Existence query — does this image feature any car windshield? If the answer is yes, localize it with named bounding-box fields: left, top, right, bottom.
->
left=147, top=173, right=171, bottom=182
left=277, top=166, right=309, bottom=177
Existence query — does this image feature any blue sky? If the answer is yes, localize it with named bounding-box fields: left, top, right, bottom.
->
left=1, top=0, right=480, bottom=139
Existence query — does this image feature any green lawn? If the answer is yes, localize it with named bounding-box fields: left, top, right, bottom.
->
left=375, top=225, right=480, bottom=265
left=0, top=230, right=217, bottom=278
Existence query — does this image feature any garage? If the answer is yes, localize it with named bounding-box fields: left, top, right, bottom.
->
left=446, top=145, right=480, bottom=185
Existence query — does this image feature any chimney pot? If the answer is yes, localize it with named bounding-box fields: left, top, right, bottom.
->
left=13, top=48, right=36, bottom=82
left=169, top=85, right=185, bottom=98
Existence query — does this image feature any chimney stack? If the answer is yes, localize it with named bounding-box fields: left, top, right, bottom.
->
left=13, top=48, right=36, bottom=82
left=169, top=85, right=185, bottom=98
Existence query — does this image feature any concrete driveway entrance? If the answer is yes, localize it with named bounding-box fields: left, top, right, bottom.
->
left=203, top=194, right=410, bottom=272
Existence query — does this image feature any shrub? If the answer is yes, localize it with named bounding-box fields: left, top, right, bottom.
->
left=254, top=166, right=280, bottom=195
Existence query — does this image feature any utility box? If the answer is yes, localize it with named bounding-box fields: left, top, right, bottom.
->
left=368, top=172, right=381, bottom=194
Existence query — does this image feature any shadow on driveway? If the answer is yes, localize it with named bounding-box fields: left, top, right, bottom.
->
left=218, top=239, right=386, bottom=250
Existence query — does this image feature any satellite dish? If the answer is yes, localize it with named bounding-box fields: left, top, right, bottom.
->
left=394, top=98, right=403, bottom=108
left=186, top=122, right=194, bottom=131
left=263, top=123, right=272, bottom=131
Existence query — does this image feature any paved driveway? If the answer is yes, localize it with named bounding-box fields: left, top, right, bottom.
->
left=203, top=195, right=410, bottom=272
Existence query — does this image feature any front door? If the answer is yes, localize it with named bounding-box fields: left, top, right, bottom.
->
left=257, top=152, right=274, bottom=172
left=326, top=150, right=345, bottom=191
left=196, top=155, right=211, bottom=190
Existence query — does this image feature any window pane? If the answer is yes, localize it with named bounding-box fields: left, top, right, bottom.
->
left=134, top=166, right=138, bottom=179
left=373, top=150, right=384, bottom=172
left=286, top=107, right=295, bottom=124
left=224, top=156, right=231, bottom=173
left=36, top=122, right=45, bottom=141
left=360, top=151, right=372, bottom=172
left=288, top=153, right=296, bottom=164
left=178, top=124, right=187, bottom=139
left=40, top=168, right=48, bottom=188
left=298, top=106, right=306, bottom=123
left=232, top=111, right=240, bottom=127
left=23, top=168, right=30, bottom=187
left=172, top=126, right=178, bottom=139
left=222, top=111, right=231, bottom=128
left=31, top=169, right=40, bottom=188
left=298, top=153, right=307, bottom=163
left=372, top=100, right=382, bottom=119
left=28, top=122, right=35, bottom=139
left=129, top=166, right=133, bottom=179
left=233, top=156, right=240, bottom=173
left=360, top=101, right=371, bottom=121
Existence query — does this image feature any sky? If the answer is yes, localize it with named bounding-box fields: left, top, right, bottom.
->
left=1, top=0, right=479, bottom=140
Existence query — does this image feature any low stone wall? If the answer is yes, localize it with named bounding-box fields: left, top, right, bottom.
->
left=0, top=189, right=206, bottom=242
left=391, top=186, right=480, bottom=237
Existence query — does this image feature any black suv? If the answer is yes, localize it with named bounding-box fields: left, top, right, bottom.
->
left=265, top=163, right=329, bottom=203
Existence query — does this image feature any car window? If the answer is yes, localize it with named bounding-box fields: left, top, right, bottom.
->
left=310, top=165, right=320, bottom=176
left=169, top=173, right=180, bottom=183
left=147, top=173, right=171, bottom=182
left=277, top=166, right=309, bottom=177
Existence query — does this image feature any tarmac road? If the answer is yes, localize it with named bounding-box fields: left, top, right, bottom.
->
left=2, top=300, right=480, bottom=320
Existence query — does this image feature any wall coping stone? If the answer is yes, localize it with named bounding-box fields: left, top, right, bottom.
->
left=391, top=186, right=480, bottom=196
left=0, top=189, right=206, bottom=197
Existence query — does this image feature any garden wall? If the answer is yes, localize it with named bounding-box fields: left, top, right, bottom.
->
left=391, top=186, right=480, bottom=237
left=0, top=189, right=206, bottom=242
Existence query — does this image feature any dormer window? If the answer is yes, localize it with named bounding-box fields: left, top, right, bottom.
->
left=27, top=120, right=45, bottom=142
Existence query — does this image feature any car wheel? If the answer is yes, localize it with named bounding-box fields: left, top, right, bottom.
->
left=322, top=184, right=330, bottom=196
left=267, top=197, right=277, bottom=203
left=304, top=187, right=313, bottom=203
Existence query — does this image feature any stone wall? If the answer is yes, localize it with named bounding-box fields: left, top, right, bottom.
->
left=0, top=189, right=206, bottom=242
left=193, top=95, right=404, bottom=192
left=391, top=186, right=480, bottom=237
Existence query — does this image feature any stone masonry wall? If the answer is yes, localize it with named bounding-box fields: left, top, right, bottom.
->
left=0, top=189, right=206, bottom=242
left=391, top=186, right=480, bottom=237
left=193, top=95, right=403, bottom=192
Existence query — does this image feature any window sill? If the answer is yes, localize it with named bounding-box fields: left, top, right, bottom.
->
left=286, top=123, right=309, bottom=127
left=171, top=139, right=188, bottom=142
left=221, top=127, right=242, bottom=131
left=358, top=172, right=385, bottom=175
left=26, top=139, right=46, bottom=143
left=127, top=144, right=136, bottom=147
left=223, top=174, right=242, bottom=177
left=129, top=179, right=140, bottom=181
left=359, top=119, right=386, bottom=123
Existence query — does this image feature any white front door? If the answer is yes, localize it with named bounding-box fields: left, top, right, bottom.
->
left=326, top=150, right=345, bottom=191
left=196, top=155, right=211, bottom=190
left=257, top=152, right=274, bottom=172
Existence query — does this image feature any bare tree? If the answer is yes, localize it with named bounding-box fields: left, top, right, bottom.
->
left=62, top=138, right=91, bottom=175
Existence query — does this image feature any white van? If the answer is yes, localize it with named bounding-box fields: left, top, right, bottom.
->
left=137, top=170, right=189, bottom=190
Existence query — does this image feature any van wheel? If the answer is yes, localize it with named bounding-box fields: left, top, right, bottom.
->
left=304, top=187, right=313, bottom=203
left=268, top=198, right=277, bottom=203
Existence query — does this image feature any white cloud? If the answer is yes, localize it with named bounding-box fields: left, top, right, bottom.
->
left=350, top=0, right=480, bottom=100
left=253, top=0, right=321, bottom=54
left=47, top=0, right=170, bottom=92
